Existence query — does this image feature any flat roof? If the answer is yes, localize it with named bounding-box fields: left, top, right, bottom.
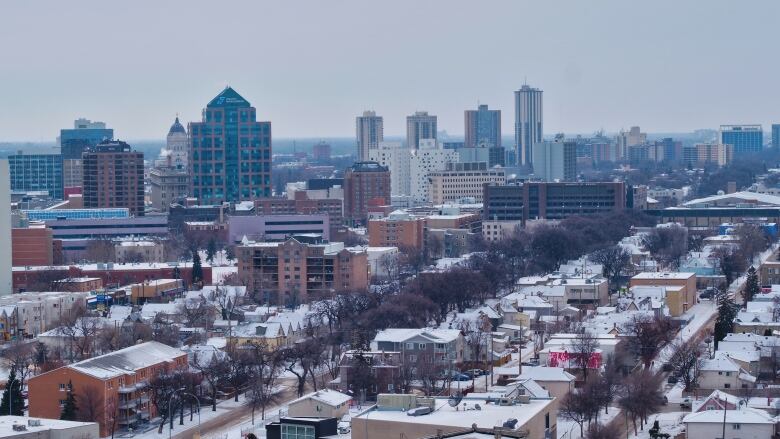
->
left=632, top=272, right=695, bottom=280
left=0, top=416, right=97, bottom=438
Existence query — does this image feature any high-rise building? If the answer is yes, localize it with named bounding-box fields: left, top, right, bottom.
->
left=616, top=126, right=647, bottom=160
left=356, top=111, right=384, bottom=161
left=681, top=143, right=733, bottom=167
left=149, top=168, right=189, bottom=212
left=59, top=118, right=113, bottom=160
left=0, top=160, right=10, bottom=295
left=465, top=104, right=501, bottom=148
left=8, top=153, right=63, bottom=199
left=720, top=125, right=763, bottom=156
left=155, top=117, right=188, bottom=169
left=343, top=161, right=391, bottom=225
left=82, top=141, right=145, bottom=216
left=532, top=139, right=576, bottom=182
left=189, top=87, right=272, bottom=205
left=772, top=124, right=780, bottom=150
left=514, top=85, right=543, bottom=165
left=406, top=111, right=437, bottom=149
left=522, top=182, right=626, bottom=220
left=62, top=159, right=83, bottom=189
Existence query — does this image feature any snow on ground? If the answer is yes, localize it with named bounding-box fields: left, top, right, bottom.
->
left=211, top=266, right=238, bottom=285
left=558, top=406, right=622, bottom=439
left=128, top=397, right=247, bottom=439
left=664, top=382, right=685, bottom=403
left=653, top=300, right=716, bottom=372
left=628, top=411, right=686, bottom=439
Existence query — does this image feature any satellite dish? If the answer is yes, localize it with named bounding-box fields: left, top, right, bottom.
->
left=448, top=392, right=463, bottom=407
left=475, top=404, right=481, bottom=411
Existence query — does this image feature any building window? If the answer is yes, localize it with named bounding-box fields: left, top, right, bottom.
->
left=59, top=383, right=66, bottom=391
left=405, top=343, right=414, bottom=350
left=280, top=424, right=315, bottom=439
left=418, top=343, right=426, bottom=350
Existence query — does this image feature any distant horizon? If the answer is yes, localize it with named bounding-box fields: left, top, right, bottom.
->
left=2, top=1, right=780, bottom=140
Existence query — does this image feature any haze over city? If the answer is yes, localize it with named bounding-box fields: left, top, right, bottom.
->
left=2, top=0, right=780, bottom=141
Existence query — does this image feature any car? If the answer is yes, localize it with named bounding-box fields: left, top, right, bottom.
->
left=465, top=369, right=485, bottom=377
left=680, top=398, right=691, bottom=409
left=337, top=421, right=351, bottom=434
left=661, top=363, right=673, bottom=372
left=667, top=376, right=678, bottom=384
left=452, top=373, right=471, bottom=381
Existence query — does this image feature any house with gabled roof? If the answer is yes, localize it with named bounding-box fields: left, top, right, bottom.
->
left=373, top=328, right=465, bottom=365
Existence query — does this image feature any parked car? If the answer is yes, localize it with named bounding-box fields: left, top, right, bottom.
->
left=452, top=373, right=471, bottom=381
left=337, top=422, right=351, bottom=434
left=680, top=398, right=691, bottom=409
left=667, top=376, right=678, bottom=384
left=465, top=369, right=485, bottom=378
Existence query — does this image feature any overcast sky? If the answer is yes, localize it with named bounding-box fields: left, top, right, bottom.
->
left=1, top=1, right=778, bottom=141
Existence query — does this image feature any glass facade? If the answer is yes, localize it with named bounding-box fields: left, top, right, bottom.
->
left=281, top=424, right=314, bottom=439
left=24, top=208, right=129, bottom=221
left=60, top=128, right=113, bottom=159
left=720, top=125, right=763, bottom=155
left=189, top=87, right=272, bottom=204
left=9, top=154, right=64, bottom=199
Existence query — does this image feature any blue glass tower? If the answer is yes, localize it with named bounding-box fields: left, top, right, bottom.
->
left=720, top=125, right=763, bottom=156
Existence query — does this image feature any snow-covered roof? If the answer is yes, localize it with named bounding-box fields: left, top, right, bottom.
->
left=700, top=352, right=744, bottom=373
left=289, top=389, right=352, bottom=408
left=373, top=328, right=461, bottom=344
left=67, top=341, right=184, bottom=379
left=683, top=407, right=775, bottom=424
left=517, top=366, right=576, bottom=382
left=683, top=191, right=780, bottom=208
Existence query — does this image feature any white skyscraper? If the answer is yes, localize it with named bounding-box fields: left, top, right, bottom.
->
left=369, top=139, right=458, bottom=205
left=0, top=160, right=11, bottom=295
left=514, top=85, right=543, bottom=166
left=532, top=139, right=576, bottom=182
left=356, top=111, right=384, bottom=161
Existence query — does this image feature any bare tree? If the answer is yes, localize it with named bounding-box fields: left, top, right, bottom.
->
left=2, top=342, right=34, bottom=390
left=585, top=422, right=621, bottom=439
left=246, top=342, right=284, bottom=424
left=642, top=225, right=688, bottom=269
left=560, top=389, right=599, bottom=437
left=149, top=371, right=185, bottom=434
left=665, top=340, right=703, bottom=392
left=618, top=370, right=664, bottom=435
left=571, top=330, right=600, bottom=380
left=76, top=385, right=104, bottom=423
left=623, top=314, right=675, bottom=369
left=189, top=350, right=230, bottom=412
left=590, top=245, right=631, bottom=303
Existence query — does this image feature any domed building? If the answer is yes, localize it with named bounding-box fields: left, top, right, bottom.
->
left=155, top=116, right=188, bottom=170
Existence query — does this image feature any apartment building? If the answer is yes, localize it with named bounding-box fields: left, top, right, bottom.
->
left=28, top=341, right=187, bottom=437
left=629, top=272, right=697, bottom=316
left=238, top=238, right=369, bottom=306
left=255, top=191, right=343, bottom=230
left=367, top=211, right=426, bottom=251
left=82, top=141, right=145, bottom=217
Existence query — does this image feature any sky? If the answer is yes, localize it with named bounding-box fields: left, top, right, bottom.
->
left=1, top=0, right=779, bottom=142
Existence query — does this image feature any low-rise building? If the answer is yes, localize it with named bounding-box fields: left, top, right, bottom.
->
left=114, top=240, right=164, bottom=263
left=287, top=390, right=352, bottom=419
left=0, top=416, right=99, bottom=439
left=372, top=328, right=464, bottom=366
left=28, top=341, right=188, bottom=437
left=130, top=279, right=185, bottom=304
left=682, top=407, right=775, bottom=439
left=368, top=211, right=426, bottom=251
left=428, top=162, right=506, bottom=204
left=698, top=353, right=757, bottom=392
left=629, top=272, right=697, bottom=316
left=12, top=225, right=54, bottom=266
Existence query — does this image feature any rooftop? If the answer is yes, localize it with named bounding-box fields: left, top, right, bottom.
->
left=65, top=341, right=184, bottom=379
left=683, top=407, right=775, bottom=424
left=632, top=272, right=695, bottom=280
left=0, top=416, right=97, bottom=438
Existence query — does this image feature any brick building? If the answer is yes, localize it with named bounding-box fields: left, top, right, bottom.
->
left=28, top=341, right=187, bottom=437
left=368, top=211, right=426, bottom=251
left=82, top=141, right=145, bottom=217
left=238, top=238, right=369, bottom=306
left=255, top=191, right=343, bottom=231
left=343, top=161, right=390, bottom=225
left=12, top=226, right=54, bottom=266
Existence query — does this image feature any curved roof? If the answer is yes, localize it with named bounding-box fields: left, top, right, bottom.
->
left=168, top=116, right=186, bottom=135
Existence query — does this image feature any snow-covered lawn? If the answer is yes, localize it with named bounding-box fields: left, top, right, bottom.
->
left=628, top=411, right=686, bottom=439
left=558, top=406, right=622, bottom=439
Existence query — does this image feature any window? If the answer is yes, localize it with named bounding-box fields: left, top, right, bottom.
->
left=724, top=383, right=731, bottom=389
left=405, top=343, right=414, bottom=350
left=732, top=424, right=741, bottom=430
left=59, top=383, right=66, bottom=391
left=418, top=343, right=426, bottom=350
left=281, top=424, right=314, bottom=439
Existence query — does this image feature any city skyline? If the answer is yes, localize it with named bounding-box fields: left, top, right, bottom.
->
left=2, top=1, right=780, bottom=141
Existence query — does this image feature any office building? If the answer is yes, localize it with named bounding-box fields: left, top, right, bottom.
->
left=149, top=167, right=189, bottom=212
left=59, top=118, right=113, bottom=160
left=483, top=183, right=524, bottom=221
left=456, top=144, right=506, bottom=167
left=406, top=111, right=437, bottom=149
left=514, top=85, right=543, bottom=165
left=28, top=342, right=187, bottom=437
left=8, top=153, right=63, bottom=199
left=12, top=226, right=54, bottom=266
left=155, top=116, right=188, bottom=169
left=238, top=238, right=369, bottom=306
left=655, top=137, right=682, bottom=162
left=532, top=139, right=576, bottom=182
left=0, top=161, right=11, bottom=295
left=343, top=161, right=391, bottom=225
left=465, top=104, right=501, bottom=148
left=773, top=124, right=780, bottom=150
left=356, top=111, right=384, bottom=161
left=228, top=214, right=330, bottom=243
left=82, top=141, right=144, bottom=216
left=189, top=87, right=272, bottom=204
left=720, top=125, right=763, bottom=155
left=428, top=162, right=506, bottom=204
left=256, top=191, right=343, bottom=230
left=523, top=181, right=626, bottom=220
